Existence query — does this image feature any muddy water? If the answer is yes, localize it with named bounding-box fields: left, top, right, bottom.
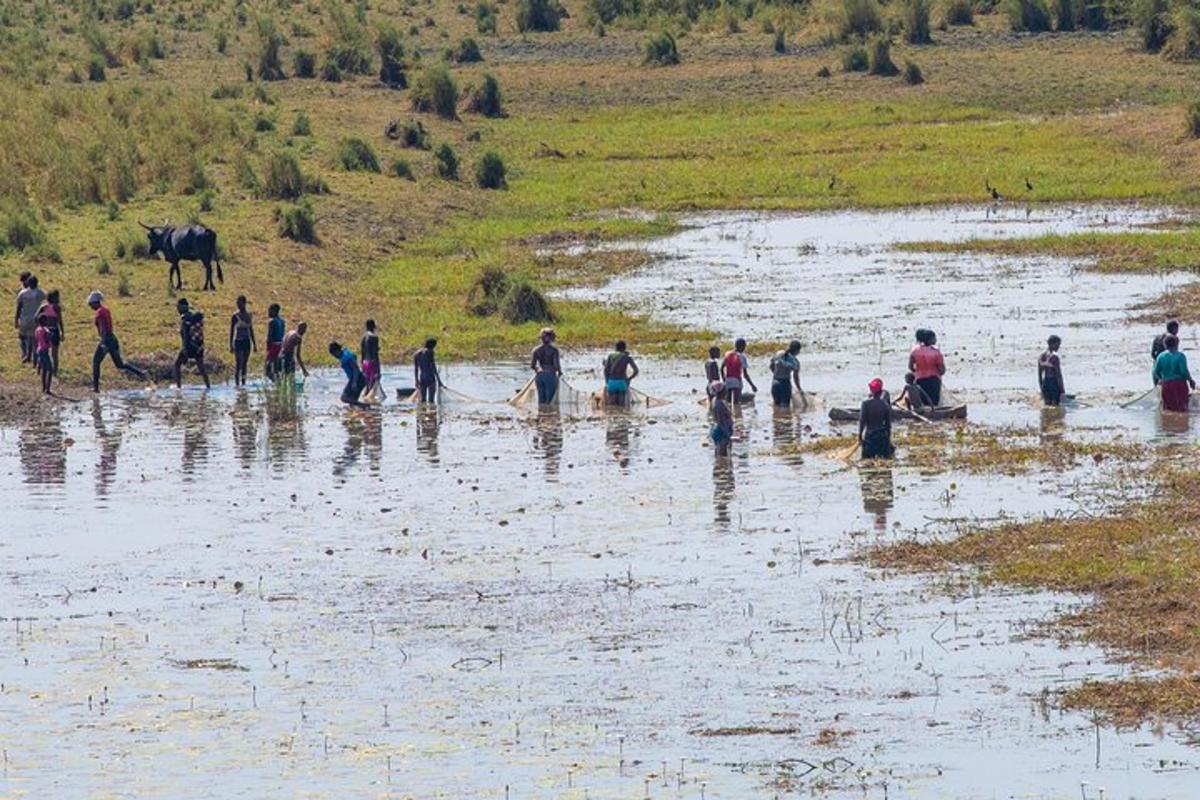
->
left=3, top=206, right=1200, bottom=799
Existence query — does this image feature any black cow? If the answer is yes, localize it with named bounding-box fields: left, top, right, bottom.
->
left=140, top=222, right=224, bottom=291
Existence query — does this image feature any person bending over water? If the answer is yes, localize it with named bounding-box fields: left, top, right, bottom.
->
left=721, top=338, right=757, bottom=404
left=1038, top=335, right=1065, bottom=407
left=603, top=341, right=639, bottom=406
left=229, top=295, right=256, bottom=387
left=279, top=321, right=309, bottom=379
left=859, top=378, right=894, bottom=459
left=174, top=299, right=210, bottom=390
left=531, top=327, right=561, bottom=405
left=768, top=340, right=803, bottom=407
left=330, top=341, right=368, bottom=407
left=414, top=338, right=443, bottom=402
left=88, top=291, right=147, bottom=392
left=1153, top=334, right=1195, bottom=413
left=909, top=329, right=945, bottom=407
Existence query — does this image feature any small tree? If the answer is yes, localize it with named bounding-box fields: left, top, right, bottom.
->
left=434, top=143, right=459, bottom=180
left=255, top=15, right=286, bottom=80
left=466, top=73, right=503, bottom=117
left=475, top=151, right=507, bottom=189
left=293, top=49, right=316, bottom=78
left=643, top=31, right=680, bottom=65
left=452, top=36, right=483, bottom=62
left=866, top=35, right=898, bottom=75
left=1133, top=0, right=1170, bottom=51
left=412, top=63, right=459, bottom=119
left=515, top=0, right=561, bottom=32
left=377, top=24, right=407, bottom=87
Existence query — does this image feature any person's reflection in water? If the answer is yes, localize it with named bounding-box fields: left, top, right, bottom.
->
left=363, top=411, right=383, bottom=474
left=772, top=404, right=804, bottom=467
left=1039, top=405, right=1067, bottom=442
left=90, top=397, right=128, bottom=498
left=859, top=464, right=895, bottom=534
left=416, top=405, right=441, bottom=465
left=1158, top=407, right=1193, bottom=437
left=230, top=390, right=260, bottom=471
left=265, top=385, right=306, bottom=471
left=605, top=411, right=635, bottom=472
left=712, top=451, right=736, bottom=531
left=533, top=407, right=563, bottom=479
left=19, top=409, right=67, bottom=487
left=333, top=412, right=366, bottom=480
left=178, top=396, right=213, bottom=480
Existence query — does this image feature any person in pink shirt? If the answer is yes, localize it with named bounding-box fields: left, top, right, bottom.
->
left=34, top=314, right=53, bottom=394
left=908, top=328, right=946, bottom=406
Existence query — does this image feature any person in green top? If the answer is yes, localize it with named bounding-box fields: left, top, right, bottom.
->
left=1153, top=334, right=1195, bottom=412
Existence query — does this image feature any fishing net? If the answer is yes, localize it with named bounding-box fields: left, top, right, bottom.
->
left=396, top=385, right=488, bottom=405
left=1120, top=385, right=1200, bottom=412
left=508, top=378, right=669, bottom=411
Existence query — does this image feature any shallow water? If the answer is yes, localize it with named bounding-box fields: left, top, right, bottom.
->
left=4, top=205, right=1200, bottom=799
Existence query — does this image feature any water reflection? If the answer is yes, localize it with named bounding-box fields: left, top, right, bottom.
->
left=772, top=405, right=804, bottom=467
left=416, top=406, right=441, bottom=465
left=859, top=465, right=895, bottom=534
left=230, top=390, right=260, bottom=471
left=533, top=408, right=563, bottom=479
left=333, top=411, right=383, bottom=479
left=1039, top=406, right=1067, bottom=440
left=265, top=386, right=306, bottom=470
left=605, top=412, right=635, bottom=472
left=712, top=453, right=735, bottom=531
left=1157, top=409, right=1194, bottom=437
left=91, top=398, right=129, bottom=499
left=19, top=410, right=67, bottom=487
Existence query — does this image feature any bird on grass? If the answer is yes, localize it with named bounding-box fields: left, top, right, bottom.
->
left=1025, top=176, right=1034, bottom=192
left=985, top=179, right=1002, bottom=202
left=828, top=175, right=837, bottom=190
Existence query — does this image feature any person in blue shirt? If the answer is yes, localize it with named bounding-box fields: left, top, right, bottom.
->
left=329, top=341, right=368, bottom=408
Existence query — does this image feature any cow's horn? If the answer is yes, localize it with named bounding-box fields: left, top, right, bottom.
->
left=138, top=221, right=152, bottom=230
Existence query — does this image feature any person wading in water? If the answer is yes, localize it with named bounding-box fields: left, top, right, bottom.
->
left=603, top=341, right=639, bottom=406
left=1038, top=335, right=1065, bottom=407
left=721, top=338, right=757, bottom=404
left=360, top=319, right=382, bottom=400
left=413, top=338, right=443, bottom=402
left=229, top=295, right=256, bottom=387
left=768, top=340, right=804, bottom=407
left=174, top=298, right=211, bottom=390
left=859, top=378, right=894, bottom=459
left=530, top=327, right=561, bottom=405
left=1153, top=334, right=1195, bottom=413
left=1152, top=320, right=1180, bottom=385
left=265, top=304, right=285, bottom=380
left=908, top=329, right=945, bottom=407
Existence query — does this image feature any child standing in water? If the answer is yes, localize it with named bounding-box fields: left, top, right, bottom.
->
left=34, top=314, right=53, bottom=394
left=265, top=304, right=285, bottom=380
left=1038, top=335, right=1065, bottom=407
left=413, top=338, right=443, bottom=402
left=229, top=295, right=256, bottom=387
left=704, top=346, right=721, bottom=393
left=360, top=319, right=381, bottom=401
left=709, top=381, right=733, bottom=456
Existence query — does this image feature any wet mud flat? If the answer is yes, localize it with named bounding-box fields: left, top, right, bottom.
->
left=4, top=205, right=1200, bottom=797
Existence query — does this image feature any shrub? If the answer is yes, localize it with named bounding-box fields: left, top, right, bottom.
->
left=277, top=200, right=317, bottom=243
left=336, top=137, right=381, bottom=172
left=411, top=63, right=459, bottom=118
left=293, top=49, right=317, bottom=77
left=902, top=0, right=933, bottom=43
left=644, top=31, right=680, bottom=65
left=467, top=267, right=510, bottom=316
left=1004, top=0, right=1053, bottom=32
left=387, top=119, right=431, bottom=148
left=1053, top=0, right=1075, bottom=30
left=117, top=273, right=132, bottom=297
left=452, top=36, right=483, bottom=62
left=87, top=55, right=107, bottom=82
left=235, top=154, right=261, bottom=192
left=500, top=279, right=554, bottom=324
left=216, top=29, right=228, bottom=53
left=434, top=143, right=459, bottom=179
left=867, top=35, right=898, bottom=75
left=292, top=113, right=312, bottom=136
left=773, top=28, right=786, bottom=53
left=816, top=64, right=832, bottom=77
left=1186, top=101, right=1200, bottom=138
left=256, top=15, right=286, bottom=80
left=515, top=0, right=561, bottom=32
left=840, top=0, right=882, bottom=39
left=0, top=205, right=46, bottom=253
left=326, top=2, right=373, bottom=74
left=98, top=259, right=112, bottom=275
left=391, top=158, right=415, bottom=179
left=377, top=24, right=408, bottom=87
left=320, top=58, right=342, bottom=81
left=475, top=150, right=507, bottom=189
left=254, top=114, right=276, bottom=132
left=1078, top=0, right=1109, bottom=29
left=466, top=73, right=503, bottom=116
left=476, top=1, right=497, bottom=33
left=943, top=0, right=974, bottom=25
left=841, top=46, right=868, bottom=71
left=263, top=151, right=305, bottom=199
left=1165, top=6, right=1200, bottom=60
left=1133, top=0, right=1170, bottom=51
left=903, top=59, right=924, bottom=84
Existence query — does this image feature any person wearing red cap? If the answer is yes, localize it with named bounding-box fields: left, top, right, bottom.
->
left=859, top=378, right=894, bottom=459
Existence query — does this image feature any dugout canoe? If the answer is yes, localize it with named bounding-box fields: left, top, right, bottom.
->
left=828, top=404, right=968, bottom=423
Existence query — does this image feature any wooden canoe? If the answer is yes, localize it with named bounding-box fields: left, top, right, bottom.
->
left=828, top=404, right=967, bottom=423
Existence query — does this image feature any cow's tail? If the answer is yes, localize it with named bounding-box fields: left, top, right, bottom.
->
left=214, top=233, right=224, bottom=284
